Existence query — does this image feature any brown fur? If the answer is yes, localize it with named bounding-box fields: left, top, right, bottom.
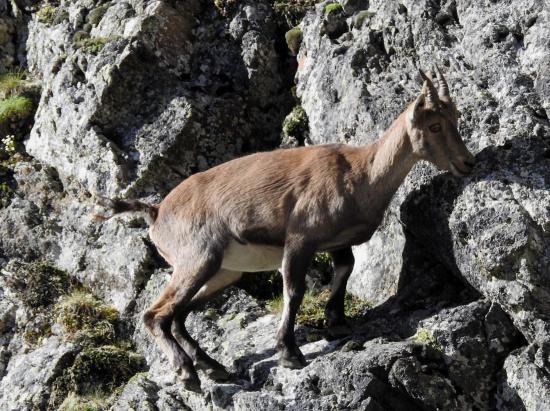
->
left=97, top=70, right=475, bottom=391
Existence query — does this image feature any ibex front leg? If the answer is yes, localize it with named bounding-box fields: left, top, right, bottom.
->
left=325, top=247, right=354, bottom=338
left=276, top=239, right=314, bottom=369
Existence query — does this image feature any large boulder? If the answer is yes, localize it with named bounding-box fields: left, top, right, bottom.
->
left=297, top=0, right=550, bottom=344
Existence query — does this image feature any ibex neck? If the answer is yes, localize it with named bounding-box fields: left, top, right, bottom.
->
left=367, top=112, right=417, bottom=203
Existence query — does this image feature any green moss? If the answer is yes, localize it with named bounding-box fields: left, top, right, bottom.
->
left=37, top=5, right=58, bottom=24
left=324, top=3, right=343, bottom=14
left=88, top=4, right=110, bottom=26
left=55, top=290, right=119, bottom=344
left=353, top=10, right=375, bottom=28
left=69, top=345, right=144, bottom=393
left=50, top=345, right=145, bottom=410
left=58, top=392, right=110, bottom=411
left=269, top=289, right=371, bottom=328
left=74, top=36, right=115, bottom=54
left=0, top=96, right=34, bottom=124
left=413, top=328, right=443, bottom=351
left=285, top=26, right=303, bottom=55
left=5, top=261, right=73, bottom=308
left=273, top=0, right=320, bottom=26
left=282, top=105, right=309, bottom=139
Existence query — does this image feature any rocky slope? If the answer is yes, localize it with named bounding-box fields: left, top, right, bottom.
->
left=1, top=0, right=550, bottom=410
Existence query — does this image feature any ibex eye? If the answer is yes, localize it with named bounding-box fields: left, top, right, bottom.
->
left=429, top=124, right=441, bottom=132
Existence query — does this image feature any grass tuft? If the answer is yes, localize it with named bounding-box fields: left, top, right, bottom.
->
left=282, top=105, right=308, bottom=139
left=268, top=288, right=371, bottom=328
left=0, top=96, right=34, bottom=124
left=55, top=290, right=119, bottom=344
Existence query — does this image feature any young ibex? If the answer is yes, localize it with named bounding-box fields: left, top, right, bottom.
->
left=96, top=68, right=474, bottom=392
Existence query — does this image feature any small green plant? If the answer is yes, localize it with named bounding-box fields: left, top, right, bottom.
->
left=324, top=3, right=343, bottom=14
left=268, top=289, right=371, bottom=328
left=273, top=0, right=320, bottom=27
left=413, top=328, right=443, bottom=351
left=88, top=4, right=110, bottom=26
left=55, top=290, right=119, bottom=344
left=0, top=96, right=34, bottom=124
left=0, top=71, right=28, bottom=98
left=282, top=105, right=309, bottom=139
left=74, top=36, right=113, bottom=54
left=37, top=5, right=58, bottom=24
left=58, top=392, right=111, bottom=411
left=285, top=26, right=303, bottom=55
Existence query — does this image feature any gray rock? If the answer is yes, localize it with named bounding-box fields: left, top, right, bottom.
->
left=497, top=344, right=550, bottom=411
left=297, top=0, right=550, bottom=348
left=0, top=337, right=77, bottom=411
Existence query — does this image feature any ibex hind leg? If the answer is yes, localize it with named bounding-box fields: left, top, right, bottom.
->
left=142, top=252, right=222, bottom=392
left=173, top=269, right=242, bottom=382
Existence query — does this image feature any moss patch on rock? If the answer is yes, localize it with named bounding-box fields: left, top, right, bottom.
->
left=285, top=26, right=303, bottom=55
left=74, top=36, right=114, bottom=54
left=36, top=5, right=58, bottom=24
left=88, top=4, right=110, bottom=26
left=55, top=290, right=119, bottom=345
left=324, top=3, right=343, bottom=14
left=50, top=345, right=145, bottom=410
left=413, top=328, right=443, bottom=351
left=274, top=0, right=320, bottom=26
left=6, top=261, right=74, bottom=309
left=58, top=392, right=111, bottom=411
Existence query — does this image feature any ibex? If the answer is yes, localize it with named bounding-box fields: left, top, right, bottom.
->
left=96, top=68, right=474, bottom=392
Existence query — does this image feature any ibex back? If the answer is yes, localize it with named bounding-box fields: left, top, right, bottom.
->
left=96, top=68, right=475, bottom=392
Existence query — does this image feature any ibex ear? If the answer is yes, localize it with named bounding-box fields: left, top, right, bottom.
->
left=408, top=93, right=426, bottom=124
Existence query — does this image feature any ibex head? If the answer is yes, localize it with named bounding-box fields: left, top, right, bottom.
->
left=407, top=67, right=475, bottom=177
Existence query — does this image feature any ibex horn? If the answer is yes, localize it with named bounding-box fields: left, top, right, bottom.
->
left=418, top=68, right=439, bottom=108
left=434, top=65, right=450, bottom=98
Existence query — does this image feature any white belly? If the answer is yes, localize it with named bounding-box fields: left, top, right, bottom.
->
left=221, top=240, right=283, bottom=272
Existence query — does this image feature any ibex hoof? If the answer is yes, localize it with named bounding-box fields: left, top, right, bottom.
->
left=177, top=368, right=202, bottom=393
left=279, top=350, right=307, bottom=369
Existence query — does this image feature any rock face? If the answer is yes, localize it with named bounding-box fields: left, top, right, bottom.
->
left=1, top=0, right=550, bottom=409
left=298, top=0, right=550, bottom=357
